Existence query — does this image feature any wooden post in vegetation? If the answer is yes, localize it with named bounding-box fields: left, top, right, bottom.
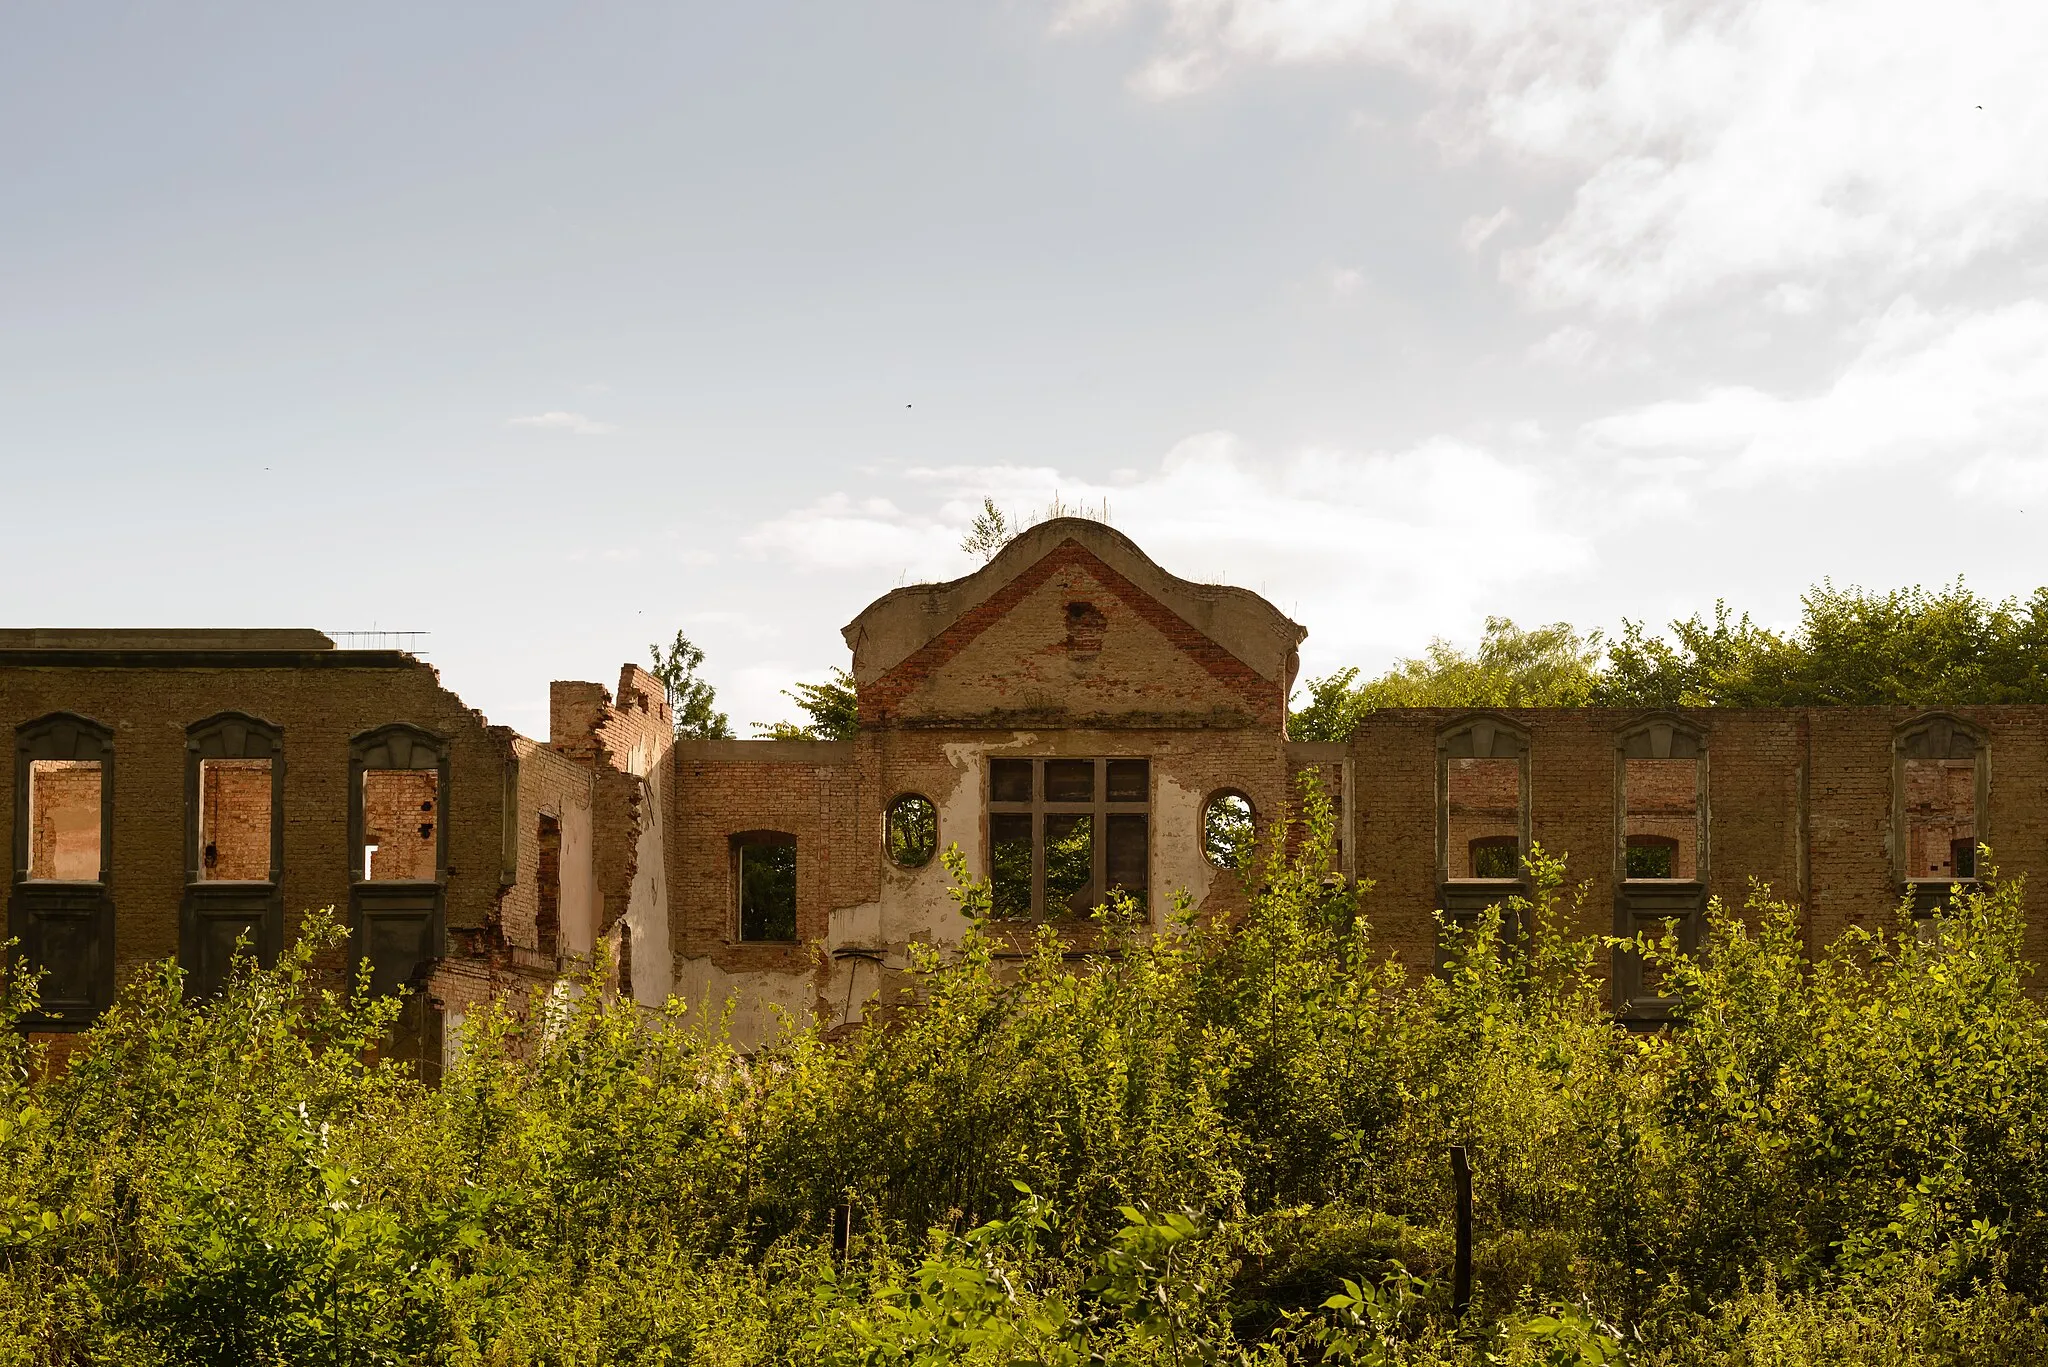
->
left=832, top=1203, right=852, bottom=1262
left=1450, top=1145, right=1473, bottom=1318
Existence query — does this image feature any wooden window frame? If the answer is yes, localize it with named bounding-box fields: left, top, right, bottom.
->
left=9, top=712, right=116, bottom=1028
left=181, top=711, right=286, bottom=997
left=985, top=756, right=1150, bottom=919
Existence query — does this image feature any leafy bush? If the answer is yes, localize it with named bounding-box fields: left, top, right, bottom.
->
left=1, top=791, right=2045, bottom=1363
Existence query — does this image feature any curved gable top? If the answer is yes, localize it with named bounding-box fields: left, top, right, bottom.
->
left=841, top=520, right=1307, bottom=726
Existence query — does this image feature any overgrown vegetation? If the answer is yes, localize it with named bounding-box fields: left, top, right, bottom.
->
left=1294, top=582, right=2048, bottom=739
left=2, top=788, right=2044, bottom=1364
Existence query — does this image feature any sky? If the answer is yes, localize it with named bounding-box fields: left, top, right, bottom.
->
left=5, top=2, right=2047, bottom=738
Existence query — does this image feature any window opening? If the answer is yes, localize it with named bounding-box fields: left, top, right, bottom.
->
left=1446, top=758, right=1520, bottom=879
left=885, top=794, right=938, bottom=868
left=196, top=758, right=272, bottom=881
left=986, top=757, right=1149, bottom=918
left=1203, top=791, right=1255, bottom=870
left=1624, top=757, right=1699, bottom=880
left=735, top=834, right=797, bottom=942
left=1903, top=756, right=1976, bottom=878
left=27, top=760, right=102, bottom=881
left=536, top=813, right=562, bottom=957
left=361, top=769, right=439, bottom=881
left=1469, top=835, right=1519, bottom=880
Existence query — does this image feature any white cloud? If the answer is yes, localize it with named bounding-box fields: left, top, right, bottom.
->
left=508, top=410, right=618, bottom=435
left=1328, top=266, right=1365, bottom=298
left=1583, top=298, right=2048, bottom=488
left=1055, top=0, right=2048, bottom=316
left=747, top=433, right=1594, bottom=673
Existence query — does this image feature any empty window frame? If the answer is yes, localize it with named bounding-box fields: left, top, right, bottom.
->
left=26, top=758, right=104, bottom=882
left=1895, top=714, right=1986, bottom=895
left=355, top=728, right=445, bottom=885
left=536, top=812, right=562, bottom=957
left=186, top=713, right=283, bottom=885
left=1203, top=790, right=1256, bottom=870
left=182, top=714, right=286, bottom=998
left=1621, top=722, right=1704, bottom=883
left=734, top=832, right=798, bottom=942
left=1613, top=716, right=1708, bottom=1018
left=11, top=714, right=116, bottom=1028
left=885, top=793, right=938, bottom=869
left=987, top=757, right=1148, bottom=918
left=1437, top=717, right=1528, bottom=883
left=348, top=725, right=449, bottom=1001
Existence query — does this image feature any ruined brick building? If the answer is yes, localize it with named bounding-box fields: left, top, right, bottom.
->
left=5, top=521, right=2035, bottom=1061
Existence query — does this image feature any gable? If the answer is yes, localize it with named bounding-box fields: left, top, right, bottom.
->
left=848, top=526, right=1302, bottom=729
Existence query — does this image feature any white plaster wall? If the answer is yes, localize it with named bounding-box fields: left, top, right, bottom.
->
left=1152, top=768, right=1219, bottom=926
left=675, top=956, right=816, bottom=1051
left=560, top=799, right=597, bottom=956
left=621, top=768, right=673, bottom=1006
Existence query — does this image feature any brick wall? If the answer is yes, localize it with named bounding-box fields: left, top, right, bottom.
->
left=198, top=758, right=272, bottom=880
left=2, top=656, right=517, bottom=995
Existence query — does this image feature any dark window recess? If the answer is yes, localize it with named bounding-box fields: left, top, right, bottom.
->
left=990, top=813, right=1033, bottom=918
left=986, top=757, right=1149, bottom=918
left=1951, top=838, right=1978, bottom=879
left=1469, top=836, right=1520, bottom=880
left=885, top=794, right=938, bottom=868
left=535, top=813, right=562, bottom=957
left=1626, top=836, right=1677, bottom=880
left=617, top=922, right=634, bottom=998
left=1045, top=759, right=1095, bottom=802
left=736, top=836, right=797, bottom=942
left=990, top=759, right=1033, bottom=804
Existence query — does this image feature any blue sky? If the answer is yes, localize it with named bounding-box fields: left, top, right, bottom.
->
left=6, top=2, right=2046, bottom=737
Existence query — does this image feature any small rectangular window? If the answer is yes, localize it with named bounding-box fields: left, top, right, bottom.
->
left=27, top=760, right=101, bottom=882
left=1105, top=760, right=1149, bottom=802
left=197, top=758, right=273, bottom=882
left=1624, top=758, right=1698, bottom=880
left=1446, top=757, right=1519, bottom=879
left=361, top=769, right=439, bottom=882
left=990, top=759, right=1033, bottom=803
left=1470, top=835, right=1519, bottom=879
left=736, top=836, right=797, bottom=942
left=1045, top=759, right=1095, bottom=803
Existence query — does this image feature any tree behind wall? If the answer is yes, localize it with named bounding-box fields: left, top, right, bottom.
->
left=649, top=631, right=734, bottom=740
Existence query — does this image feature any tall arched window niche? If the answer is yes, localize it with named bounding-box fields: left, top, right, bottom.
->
left=348, top=724, right=450, bottom=1001
left=1894, top=713, right=1987, bottom=918
left=9, top=712, right=116, bottom=1028
left=1435, top=715, right=1530, bottom=968
left=1612, top=714, right=1708, bottom=1021
left=182, top=712, right=285, bottom=998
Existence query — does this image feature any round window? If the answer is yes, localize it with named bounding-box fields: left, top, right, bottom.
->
left=1203, top=791, right=1255, bottom=870
left=885, top=793, right=938, bottom=868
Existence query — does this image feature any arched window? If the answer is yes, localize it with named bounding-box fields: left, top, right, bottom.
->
left=10, top=713, right=115, bottom=1027
left=1894, top=713, right=1987, bottom=917
left=348, top=724, right=449, bottom=999
left=885, top=794, right=938, bottom=869
left=1613, top=714, right=1708, bottom=1020
left=182, top=712, right=285, bottom=998
left=1203, top=790, right=1256, bottom=870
